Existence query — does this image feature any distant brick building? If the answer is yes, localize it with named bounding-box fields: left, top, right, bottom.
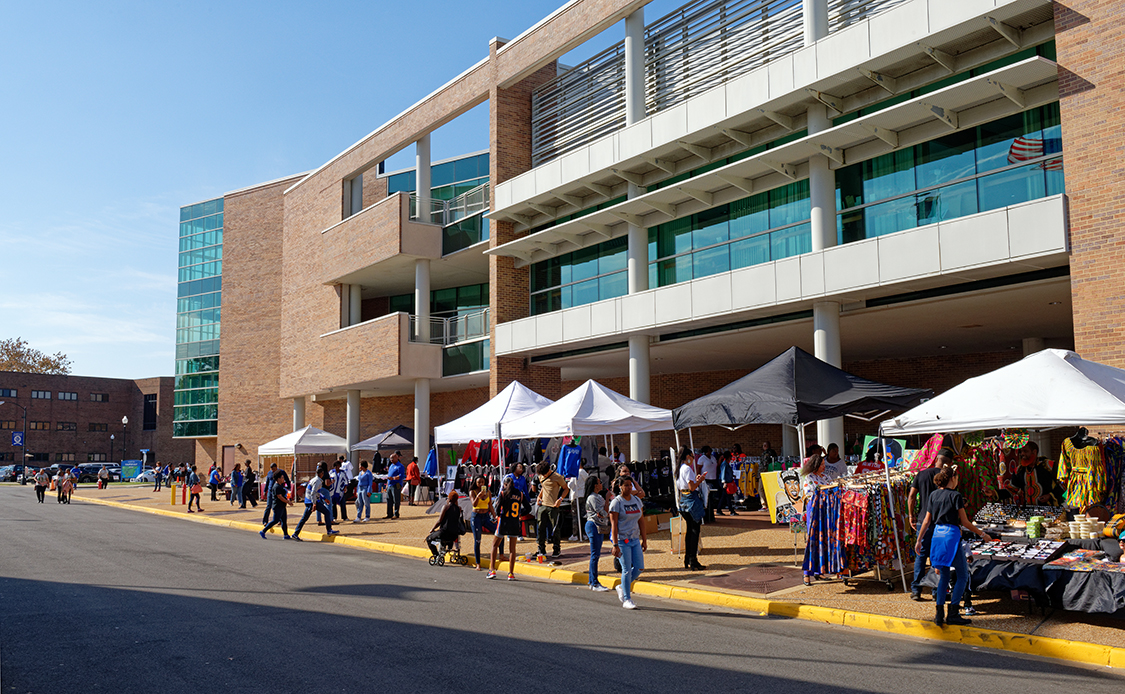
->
left=0, top=372, right=195, bottom=466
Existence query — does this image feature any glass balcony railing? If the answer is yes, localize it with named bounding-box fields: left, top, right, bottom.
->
left=409, top=308, right=490, bottom=346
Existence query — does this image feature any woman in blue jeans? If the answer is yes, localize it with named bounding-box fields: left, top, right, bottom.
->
left=469, top=476, right=496, bottom=569
left=229, top=463, right=244, bottom=507
left=609, top=476, right=647, bottom=610
left=584, top=476, right=610, bottom=591
left=914, top=464, right=993, bottom=627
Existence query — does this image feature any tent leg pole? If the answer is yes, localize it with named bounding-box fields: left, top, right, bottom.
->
left=688, top=428, right=695, bottom=456
left=882, top=432, right=909, bottom=593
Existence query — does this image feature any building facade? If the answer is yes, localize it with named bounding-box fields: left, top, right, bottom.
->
left=0, top=372, right=195, bottom=466
left=184, top=0, right=1122, bottom=469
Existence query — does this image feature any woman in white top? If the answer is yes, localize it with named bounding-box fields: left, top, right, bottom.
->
left=676, top=450, right=707, bottom=571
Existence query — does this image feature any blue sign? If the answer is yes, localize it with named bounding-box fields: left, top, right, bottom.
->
left=121, top=460, right=143, bottom=481
left=12, top=432, right=23, bottom=447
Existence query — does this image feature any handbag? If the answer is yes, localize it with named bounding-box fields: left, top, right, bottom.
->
left=190, top=484, right=203, bottom=494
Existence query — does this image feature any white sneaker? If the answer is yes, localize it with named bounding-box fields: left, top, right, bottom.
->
left=568, top=535, right=578, bottom=542
left=590, top=584, right=610, bottom=592
left=615, top=585, right=624, bottom=602
left=622, top=599, right=637, bottom=610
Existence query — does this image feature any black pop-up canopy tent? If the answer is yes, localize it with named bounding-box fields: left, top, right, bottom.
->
left=672, top=347, right=932, bottom=430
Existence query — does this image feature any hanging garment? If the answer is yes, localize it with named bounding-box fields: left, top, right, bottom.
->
left=803, top=488, right=844, bottom=576
left=909, top=433, right=945, bottom=472
left=959, top=443, right=1001, bottom=518
left=1102, top=438, right=1125, bottom=513
left=1057, top=438, right=1107, bottom=508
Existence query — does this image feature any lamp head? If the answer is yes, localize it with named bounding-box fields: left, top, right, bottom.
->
left=122, top=415, right=128, bottom=425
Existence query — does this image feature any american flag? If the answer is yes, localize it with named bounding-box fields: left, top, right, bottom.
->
left=1008, top=136, right=1062, bottom=170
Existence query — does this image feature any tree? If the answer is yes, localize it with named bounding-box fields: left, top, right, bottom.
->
left=0, top=338, right=72, bottom=375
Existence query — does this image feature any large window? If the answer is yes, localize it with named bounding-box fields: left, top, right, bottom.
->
left=143, top=394, right=157, bottom=431
left=528, top=104, right=1064, bottom=316
left=0, top=389, right=15, bottom=397
left=56, top=422, right=77, bottom=431
left=29, top=421, right=50, bottom=431
left=387, top=283, right=489, bottom=319
left=176, top=197, right=222, bottom=439
left=31, top=390, right=50, bottom=399
left=58, top=392, right=77, bottom=401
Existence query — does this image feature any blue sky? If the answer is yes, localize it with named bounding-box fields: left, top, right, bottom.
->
left=0, top=0, right=678, bottom=379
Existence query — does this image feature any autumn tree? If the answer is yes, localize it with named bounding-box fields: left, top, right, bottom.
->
left=0, top=338, right=72, bottom=375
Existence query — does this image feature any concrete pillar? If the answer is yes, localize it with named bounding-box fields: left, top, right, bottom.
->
left=292, top=397, right=306, bottom=431
left=349, top=284, right=362, bottom=326
left=629, top=335, right=651, bottom=461
left=1023, top=337, right=1046, bottom=355
left=416, top=133, right=431, bottom=222
left=625, top=7, right=652, bottom=461
left=814, top=301, right=844, bottom=448
left=339, top=284, right=350, bottom=328
left=414, top=377, right=430, bottom=464
left=803, top=0, right=828, bottom=46
left=782, top=425, right=800, bottom=458
left=346, top=390, right=360, bottom=467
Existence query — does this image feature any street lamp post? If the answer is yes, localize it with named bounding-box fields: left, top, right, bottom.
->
left=110, top=434, right=115, bottom=465
left=121, top=415, right=128, bottom=463
left=0, top=400, right=28, bottom=473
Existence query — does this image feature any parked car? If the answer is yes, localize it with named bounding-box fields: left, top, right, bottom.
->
left=132, top=469, right=158, bottom=483
left=0, top=466, right=14, bottom=482
left=76, top=464, right=122, bottom=484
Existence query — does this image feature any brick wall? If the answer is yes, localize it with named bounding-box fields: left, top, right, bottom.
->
left=489, top=48, right=562, bottom=399
left=217, top=175, right=307, bottom=462
left=1055, top=1, right=1125, bottom=366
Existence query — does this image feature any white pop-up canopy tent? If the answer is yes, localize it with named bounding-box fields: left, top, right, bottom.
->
left=258, top=426, right=349, bottom=456
left=434, top=381, right=554, bottom=444
left=501, top=379, right=673, bottom=439
left=881, top=349, right=1125, bottom=436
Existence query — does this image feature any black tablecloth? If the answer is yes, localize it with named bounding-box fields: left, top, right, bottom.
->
left=1043, top=568, right=1125, bottom=614
left=918, top=557, right=1045, bottom=594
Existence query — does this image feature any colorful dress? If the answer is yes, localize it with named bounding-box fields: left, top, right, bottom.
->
left=1057, top=439, right=1107, bottom=508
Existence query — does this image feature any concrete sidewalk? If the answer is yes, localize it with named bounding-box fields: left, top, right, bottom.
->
left=56, top=482, right=1125, bottom=664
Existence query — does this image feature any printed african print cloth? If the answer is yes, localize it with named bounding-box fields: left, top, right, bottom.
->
left=1057, top=439, right=1107, bottom=508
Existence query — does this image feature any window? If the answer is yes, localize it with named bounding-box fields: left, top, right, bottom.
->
left=345, top=173, right=363, bottom=217
left=29, top=421, right=50, bottom=431
left=0, top=452, right=12, bottom=462
left=56, top=453, right=76, bottom=463
left=143, top=394, right=157, bottom=431
left=88, top=423, right=108, bottom=432
left=31, top=390, right=50, bottom=399
left=28, top=452, right=49, bottom=463
left=56, top=422, right=77, bottom=431
left=0, top=389, right=15, bottom=397
left=0, top=420, right=14, bottom=430
left=87, top=453, right=107, bottom=463
left=57, top=392, right=77, bottom=401
left=90, top=393, right=109, bottom=402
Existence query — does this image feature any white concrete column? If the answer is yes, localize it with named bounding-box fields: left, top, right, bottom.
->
left=339, top=284, right=350, bottom=328
left=346, top=390, right=360, bottom=467
left=629, top=335, right=651, bottom=461
left=803, top=0, right=828, bottom=46
left=624, top=8, right=645, bottom=126
left=349, top=284, right=362, bottom=326
left=416, top=134, right=431, bottom=222
left=414, top=377, right=430, bottom=464
left=293, top=397, right=306, bottom=432
left=814, top=301, right=844, bottom=449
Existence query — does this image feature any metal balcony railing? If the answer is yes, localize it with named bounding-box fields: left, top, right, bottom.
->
left=530, top=0, right=906, bottom=167
left=409, top=307, right=490, bottom=346
left=409, top=183, right=490, bottom=228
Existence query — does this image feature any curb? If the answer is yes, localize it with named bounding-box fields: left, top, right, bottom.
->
left=74, top=494, right=1124, bottom=670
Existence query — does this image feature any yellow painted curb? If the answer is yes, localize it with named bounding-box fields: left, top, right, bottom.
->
left=74, top=494, right=1125, bottom=669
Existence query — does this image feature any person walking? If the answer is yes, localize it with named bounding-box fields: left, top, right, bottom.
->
left=384, top=452, right=405, bottom=519
left=488, top=477, right=528, bottom=581
left=261, top=463, right=278, bottom=523
left=153, top=463, right=164, bottom=493
left=229, top=464, right=244, bottom=507
left=33, top=468, right=49, bottom=503
left=293, top=469, right=336, bottom=540
left=406, top=457, right=422, bottom=506
left=98, top=465, right=109, bottom=489
left=354, top=461, right=373, bottom=522
left=908, top=450, right=948, bottom=601
left=260, top=471, right=292, bottom=539
left=208, top=465, right=222, bottom=502
left=242, top=464, right=258, bottom=509
left=584, top=476, right=610, bottom=591
left=610, top=476, right=646, bottom=610
left=914, top=463, right=993, bottom=626
left=676, top=449, right=706, bottom=571
left=329, top=460, right=350, bottom=523
left=469, top=475, right=496, bottom=570
left=535, top=461, right=569, bottom=559
left=187, top=465, right=204, bottom=513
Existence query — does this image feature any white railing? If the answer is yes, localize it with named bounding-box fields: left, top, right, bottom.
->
left=530, top=0, right=905, bottom=167
left=409, top=307, right=490, bottom=345
left=409, top=183, right=490, bottom=227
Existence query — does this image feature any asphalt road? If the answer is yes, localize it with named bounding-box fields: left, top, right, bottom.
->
left=0, top=486, right=1119, bottom=693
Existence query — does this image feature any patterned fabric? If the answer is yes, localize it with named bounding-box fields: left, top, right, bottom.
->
left=841, top=490, right=868, bottom=550
left=803, top=488, right=844, bottom=576
left=1103, top=438, right=1125, bottom=513
left=959, top=444, right=1001, bottom=518
left=909, top=433, right=945, bottom=473
left=1057, top=439, right=1107, bottom=508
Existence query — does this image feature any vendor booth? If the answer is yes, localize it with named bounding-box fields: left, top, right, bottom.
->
left=352, top=425, right=433, bottom=453
left=257, top=425, right=350, bottom=497
left=880, top=349, right=1125, bottom=613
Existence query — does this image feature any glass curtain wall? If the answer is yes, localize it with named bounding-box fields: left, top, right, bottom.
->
left=174, top=198, right=222, bottom=438
left=529, top=104, right=1063, bottom=316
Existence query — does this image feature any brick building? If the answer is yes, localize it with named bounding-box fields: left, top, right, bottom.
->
left=0, top=372, right=195, bottom=466
left=179, top=0, right=1121, bottom=469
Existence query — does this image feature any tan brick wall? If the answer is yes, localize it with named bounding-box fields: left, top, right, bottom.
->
left=218, top=175, right=306, bottom=462
left=319, top=193, right=440, bottom=284
left=1056, top=1, right=1125, bottom=366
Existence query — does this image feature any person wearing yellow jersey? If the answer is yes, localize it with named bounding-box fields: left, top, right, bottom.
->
left=469, top=475, right=496, bottom=570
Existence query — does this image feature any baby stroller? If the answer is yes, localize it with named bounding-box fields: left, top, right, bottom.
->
left=426, top=529, right=468, bottom=566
